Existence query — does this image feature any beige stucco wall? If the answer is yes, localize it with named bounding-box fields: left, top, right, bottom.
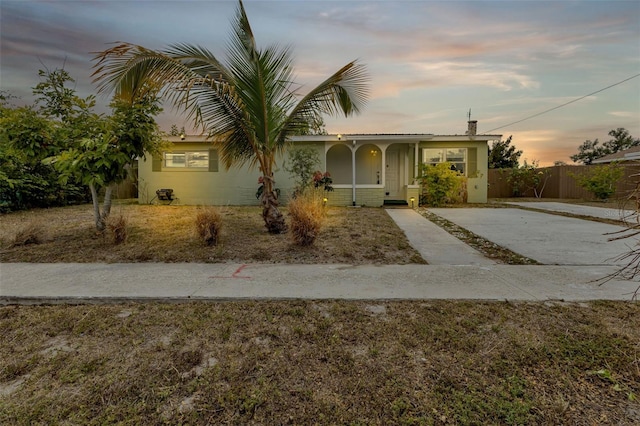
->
left=138, top=136, right=492, bottom=205
left=138, top=141, right=326, bottom=205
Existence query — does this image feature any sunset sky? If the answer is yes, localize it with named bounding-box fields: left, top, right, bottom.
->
left=2, top=0, right=639, bottom=165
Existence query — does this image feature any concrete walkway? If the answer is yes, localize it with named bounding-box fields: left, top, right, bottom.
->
left=429, top=207, right=633, bottom=266
left=385, top=209, right=494, bottom=265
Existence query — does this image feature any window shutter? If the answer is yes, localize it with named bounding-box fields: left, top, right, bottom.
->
left=467, top=147, right=477, bottom=177
left=152, top=154, right=162, bottom=172
left=208, top=149, right=219, bottom=172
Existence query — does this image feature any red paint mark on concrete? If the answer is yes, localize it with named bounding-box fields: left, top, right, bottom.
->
left=210, top=264, right=251, bottom=279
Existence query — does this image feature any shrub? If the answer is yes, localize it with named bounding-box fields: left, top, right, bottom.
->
left=107, top=214, right=128, bottom=245
left=571, top=163, right=624, bottom=200
left=418, top=162, right=466, bottom=207
left=288, top=191, right=326, bottom=246
left=195, top=207, right=223, bottom=246
left=10, top=221, right=44, bottom=247
left=285, top=147, right=320, bottom=196
left=506, top=160, right=550, bottom=198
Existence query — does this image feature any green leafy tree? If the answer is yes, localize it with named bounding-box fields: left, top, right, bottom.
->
left=570, top=163, right=624, bottom=200
left=169, top=125, right=187, bottom=137
left=47, top=91, right=163, bottom=231
left=488, top=135, right=522, bottom=169
left=33, top=68, right=163, bottom=230
left=0, top=105, right=57, bottom=210
left=0, top=79, right=90, bottom=211
left=419, top=162, right=466, bottom=207
left=297, top=113, right=328, bottom=136
left=506, top=160, right=550, bottom=198
left=91, top=0, right=369, bottom=233
left=571, top=128, right=640, bottom=164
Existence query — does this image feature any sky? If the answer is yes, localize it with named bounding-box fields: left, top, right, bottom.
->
left=1, top=0, right=639, bottom=166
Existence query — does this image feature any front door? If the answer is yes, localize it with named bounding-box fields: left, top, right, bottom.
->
left=385, top=150, right=401, bottom=198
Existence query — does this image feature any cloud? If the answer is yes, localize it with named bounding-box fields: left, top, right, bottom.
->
left=609, top=111, right=636, bottom=118
left=412, top=61, right=540, bottom=92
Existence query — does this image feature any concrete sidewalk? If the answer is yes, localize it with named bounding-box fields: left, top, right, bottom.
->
left=1, top=262, right=638, bottom=303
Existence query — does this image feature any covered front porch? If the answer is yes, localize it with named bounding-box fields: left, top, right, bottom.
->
left=322, top=135, right=426, bottom=207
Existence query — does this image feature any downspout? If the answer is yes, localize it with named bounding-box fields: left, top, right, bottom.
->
left=352, top=140, right=357, bottom=206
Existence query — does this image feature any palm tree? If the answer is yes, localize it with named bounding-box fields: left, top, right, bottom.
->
left=92, top=0, right=369, bottom=233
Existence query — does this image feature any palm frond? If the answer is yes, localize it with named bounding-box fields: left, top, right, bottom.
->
left=280, top=60, right=369, bottom=142
left=225, top=0, right=299, bottom=164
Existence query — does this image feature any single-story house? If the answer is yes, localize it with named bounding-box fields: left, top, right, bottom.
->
left=138, top=121, right=501, bottom=206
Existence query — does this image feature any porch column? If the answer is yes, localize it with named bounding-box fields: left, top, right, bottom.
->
left=414, top=142, right=419, bottom=180
left=381, top=147, right=386, bottom=190
left=352, top=140, right=357, bottom=206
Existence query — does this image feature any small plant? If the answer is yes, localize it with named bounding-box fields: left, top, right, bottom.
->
left=418, top=162, right=466, bottom=207
left=195, top=207, right=223, bottom=246
left=288, top=191, right=326, bottom=246
left=10, top=221, right=43, bottom=247
left=312, top=171, right=334, bottom=193
left=106, top=214, right=128, bottom=245
left=589, top=368, right=637, bottom=401
left=570, top=163, right=623, bottom=200
left=285, top=147, right=321, bottom=196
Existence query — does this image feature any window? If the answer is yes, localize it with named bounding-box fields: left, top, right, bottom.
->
left=163, top=151, right=209, bottom=168
left=152, top=149, right=218, bottom=172
left=422, top=148, right=467, bottom=175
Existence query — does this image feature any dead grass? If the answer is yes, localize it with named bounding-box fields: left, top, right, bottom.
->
left=0, top=203, right=426, bottom=264
left=9, top=221, right=44, bottom=248
left=194, top=207, right=223, bottom=246
left=0, top=300, right=638, bottom=424
left=106, top=214, right=128, bottom=245
left=287, top=192, right=326, bottom=246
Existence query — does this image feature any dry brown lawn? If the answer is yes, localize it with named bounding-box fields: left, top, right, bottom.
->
left=2, top=201, right=639, bottom=424
left=1, top=301, right=638, bottom=424
left=0, top=203, right=426, bottom=264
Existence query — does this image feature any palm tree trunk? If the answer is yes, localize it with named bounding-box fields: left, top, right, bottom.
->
left=260, top=175, right=287, bottom=234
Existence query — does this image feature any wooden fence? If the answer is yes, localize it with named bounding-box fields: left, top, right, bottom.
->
left=111, top=164, right=138, bottom=199
left=488, top=164, right=640, bottom=199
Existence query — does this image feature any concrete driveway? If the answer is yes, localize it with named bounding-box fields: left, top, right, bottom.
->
left=428, top=207, right=637, bottom=266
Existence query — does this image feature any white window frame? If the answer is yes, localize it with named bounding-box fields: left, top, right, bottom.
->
left=163, top=151, right=209, bottom=169
left=422, top=148, right=467, bottom=176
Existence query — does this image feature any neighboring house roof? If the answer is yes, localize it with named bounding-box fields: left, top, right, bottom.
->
left=592, top=146, right=640, bottom=164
